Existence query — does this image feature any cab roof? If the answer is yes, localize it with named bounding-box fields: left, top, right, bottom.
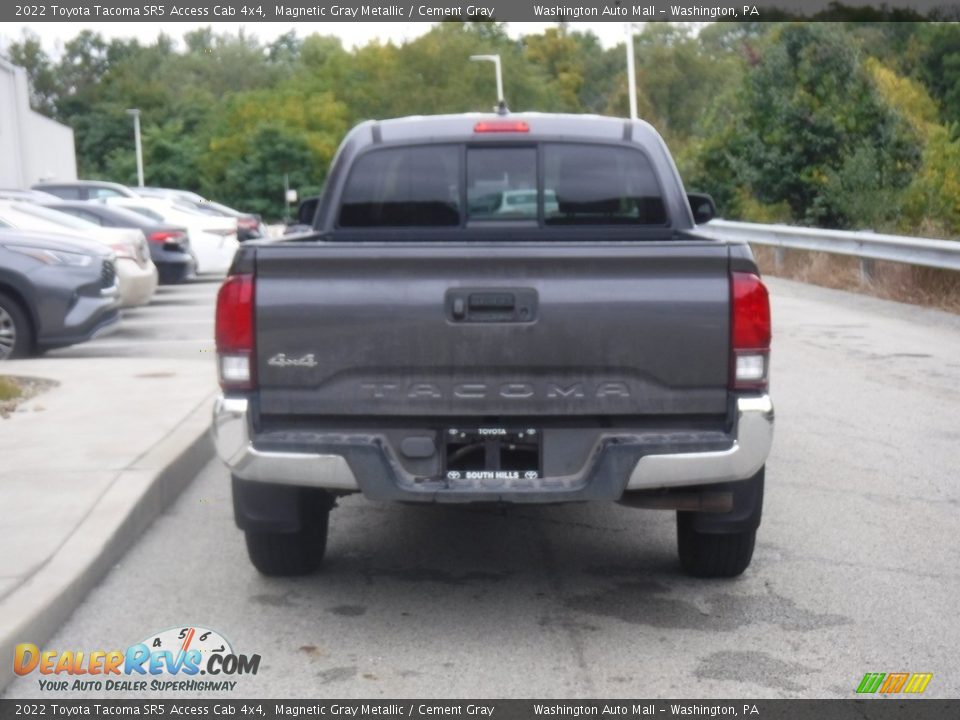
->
left=356, top=112, right=665, bottom=146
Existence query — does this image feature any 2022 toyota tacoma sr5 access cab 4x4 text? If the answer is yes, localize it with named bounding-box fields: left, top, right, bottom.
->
left=212, top=113, right=774, bottom=579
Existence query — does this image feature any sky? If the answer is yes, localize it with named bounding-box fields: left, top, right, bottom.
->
left=0, top=21, right=638, bottom=55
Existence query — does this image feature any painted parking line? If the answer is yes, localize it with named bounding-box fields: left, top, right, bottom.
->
left=77, top=338, right=214, bottom=348
left=118, top=318, right=213, bottom=326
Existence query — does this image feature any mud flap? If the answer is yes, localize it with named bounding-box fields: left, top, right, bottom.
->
left=682, top=467, right=764, bottom=535
left=232, top=476, right=334, bottom=533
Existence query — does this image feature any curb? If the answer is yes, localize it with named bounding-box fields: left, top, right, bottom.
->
left=0, top=393, right=217, bottom=693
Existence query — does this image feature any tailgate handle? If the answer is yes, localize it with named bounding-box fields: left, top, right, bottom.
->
left=469, top=293, right=515, bottom=311
left=445, top=288, right=537, bottom=323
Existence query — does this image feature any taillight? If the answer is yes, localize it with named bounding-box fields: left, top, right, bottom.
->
left=215, top=273, right=255, bottom=390
left=148, top=230, right=187, bottom=245
left=730, top=272, right=771, bottom=391
left=474, top=120, right=529, bottom=133
left=109, top=242, right=136, bottom=260
left=238, top=218, right=257, bottom=229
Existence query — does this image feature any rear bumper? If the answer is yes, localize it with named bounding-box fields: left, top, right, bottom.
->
left=153, top=250, right=196, bottom=284
left=116, top=260, right=158, bottom=307
left=212, top=394, right=774, bottom=503
left=625, top=395, right=773, bottom=490
left=193, top=233, right=239, bottom=274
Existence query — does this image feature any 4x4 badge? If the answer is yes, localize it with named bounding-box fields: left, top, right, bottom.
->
left=268, top=353, right=318, bottom=368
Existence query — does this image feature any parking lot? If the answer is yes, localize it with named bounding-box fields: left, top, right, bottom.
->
left=4, top=277, right=959, bottom=699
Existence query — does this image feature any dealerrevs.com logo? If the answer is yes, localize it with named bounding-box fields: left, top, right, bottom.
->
left=14, top=626, right=260, bottom=693
left=856, top=672, right=933, bottom=695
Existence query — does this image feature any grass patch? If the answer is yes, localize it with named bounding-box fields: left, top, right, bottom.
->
left=0, top=375, right=58, bottom=418
left=0, top=376, right=21, bottom=402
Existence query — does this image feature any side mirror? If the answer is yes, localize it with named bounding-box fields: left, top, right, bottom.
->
left=687, top=193, right=716, bottom=225
left=295, top=196, right=320, bottom=228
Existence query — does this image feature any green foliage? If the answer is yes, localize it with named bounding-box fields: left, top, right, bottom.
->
left=867, top=56, right=960, bottom=235
left=203, top=87, right=348, bottom=217
left=903, top=127, right=960, bottom=235
left=628, top=24, right=739, bottom=145
left=523, top=26, right=616, bottom=113
left=216, top=123, right=320, bottom=220
left=523, top=27, right=586, bottom=111
left=69, top=105, right=138, bottom=180
left=692, top=23, right=921, bottom=229
left=5, top=31, right=58, bottom=115
left=918, top=24, right=960, bottom=127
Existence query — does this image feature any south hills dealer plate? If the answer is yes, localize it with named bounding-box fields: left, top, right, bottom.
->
left=443, top=426, right=542, bottom=482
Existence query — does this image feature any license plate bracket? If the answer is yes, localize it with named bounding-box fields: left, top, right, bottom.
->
left=443, top=426, right=542, bottom=482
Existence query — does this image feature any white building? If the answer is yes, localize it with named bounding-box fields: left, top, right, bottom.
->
left=0, top=56, right=77, bottom=189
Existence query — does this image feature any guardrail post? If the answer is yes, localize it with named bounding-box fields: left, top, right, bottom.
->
left=860, top=258, right=875, bottom=283
left=774, top=247, right=786, bottom=270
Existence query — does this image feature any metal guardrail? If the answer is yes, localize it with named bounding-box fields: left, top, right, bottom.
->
left=697, top=219, right=960, bottom=277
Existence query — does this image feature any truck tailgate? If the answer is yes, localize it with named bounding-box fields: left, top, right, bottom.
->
left=254, top=242, right=730, bottom=418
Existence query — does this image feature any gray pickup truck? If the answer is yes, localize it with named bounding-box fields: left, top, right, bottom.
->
left=213, top=113, right=773, bottom=579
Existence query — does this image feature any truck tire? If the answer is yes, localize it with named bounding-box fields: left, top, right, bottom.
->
left=676, top=467, right=764, bottom=578
left=0, top=291, right=33, bottom=360
left=244, top=509, right=330, bottom=577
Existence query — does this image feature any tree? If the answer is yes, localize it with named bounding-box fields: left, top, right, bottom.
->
left=524, top=26, right=587, bottom=111
left=57, top=30, right=110, bottom=99
left=204, top=87, right=349, bottom=218
left=868, top=58, right=960, bottom=235
left=216, top=123, right=320, bottom=220
left=268, top=31, right=303, bottom=67
left=918, top=23, right=960, bottom=126
left=693, top=23, right=921, bottom=228
left=5, top=31, right=58, bottom=116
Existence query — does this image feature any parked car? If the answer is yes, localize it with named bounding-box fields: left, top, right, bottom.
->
left=134, top=187, right=206, bottom=204
left=42, top=201, right=196, bottom=285
left=477, top=188, right=560, bottom=217
left=212, top=113, right=773, bottom=579
left=0, top=228, right=120, bottom=359
left=0, top=201, right=156, bottom=307
left=0, top=189, right=61, bottom=202
left=134, top=188, right=264, bottom=241
left=100, top=197, right=239, bottom=275
left=182, top=199, right=264, bottom=242
left=31, top=180, right=140, bottom=201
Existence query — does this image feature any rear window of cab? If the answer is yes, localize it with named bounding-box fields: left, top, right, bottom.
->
left=337, top=143, right=668, bottom=228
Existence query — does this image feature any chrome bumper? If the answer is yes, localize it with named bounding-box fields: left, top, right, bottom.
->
left=212, top=396, right=359, bottom=490
left=212, top=395, right=773, bottom=494
left=624, top=394, right=774, bottom=490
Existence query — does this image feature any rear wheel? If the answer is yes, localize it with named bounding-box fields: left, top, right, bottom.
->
left=0, top=292, right=32, bottom=360
left=245, top=507, right=330, bottom=577
left=676, top=467, right=764, bottom=578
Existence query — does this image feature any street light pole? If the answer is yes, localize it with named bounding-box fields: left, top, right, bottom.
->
left=625, top=24, right=638, bottom=121
left=126, top=108, right=144, bottom=187
left=469, top=54, right=504, bottom=111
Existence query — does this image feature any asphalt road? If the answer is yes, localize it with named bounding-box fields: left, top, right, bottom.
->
left=6, top=277, right=960, bottom=699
